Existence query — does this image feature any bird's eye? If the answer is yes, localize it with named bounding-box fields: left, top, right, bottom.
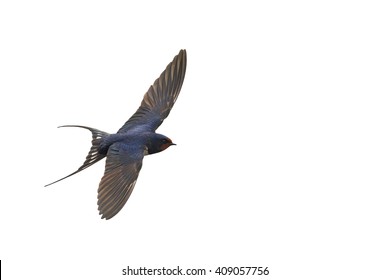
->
left=162, top=139, right=168, bottom=144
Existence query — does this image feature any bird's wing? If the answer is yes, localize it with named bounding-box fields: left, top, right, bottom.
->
left=97, top=142, right=144, bottom=219
left=117, top=49, right=187, bottom=133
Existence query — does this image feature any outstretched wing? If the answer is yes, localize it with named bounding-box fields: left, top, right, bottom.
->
left=97, top=142, right=144, bottom=219
left=117, top=49, right=187, bottom=133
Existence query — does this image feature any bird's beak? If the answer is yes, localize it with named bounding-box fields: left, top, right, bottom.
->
left=171, top=143, right=176, bottom=146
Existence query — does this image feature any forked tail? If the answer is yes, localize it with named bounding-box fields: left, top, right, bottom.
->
left=44, top=125, right=109, bottom=187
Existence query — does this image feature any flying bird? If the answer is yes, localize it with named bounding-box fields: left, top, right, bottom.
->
left=45, top=50, right=187, bottom=220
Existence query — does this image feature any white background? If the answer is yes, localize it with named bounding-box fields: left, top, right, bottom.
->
left=1, top=1, right=389, bottom=279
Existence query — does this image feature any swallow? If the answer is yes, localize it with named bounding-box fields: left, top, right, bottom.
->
left=45, top=49, right=187, bottom=220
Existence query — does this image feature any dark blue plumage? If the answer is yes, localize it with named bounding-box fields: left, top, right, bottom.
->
left=45, top=50, right=187, bottom=219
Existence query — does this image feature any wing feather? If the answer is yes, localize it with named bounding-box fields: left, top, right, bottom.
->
left=97, top=142, right=144, bottom=220
left=117, top=49, right=187, bottom=133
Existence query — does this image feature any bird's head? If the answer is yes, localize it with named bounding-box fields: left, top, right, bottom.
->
left=147, top=133, right=176, bottom=154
